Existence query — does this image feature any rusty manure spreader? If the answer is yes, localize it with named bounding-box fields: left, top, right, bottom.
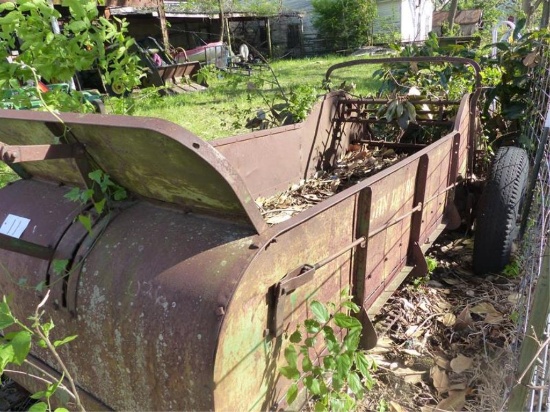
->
left=0, top=57, right=530, bottom=410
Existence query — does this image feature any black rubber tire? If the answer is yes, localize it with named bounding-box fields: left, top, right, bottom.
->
left=473, top=146, right=529, bottom=275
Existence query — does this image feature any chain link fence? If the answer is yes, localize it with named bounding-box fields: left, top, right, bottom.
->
left=508, top=43, right=550, bottom=411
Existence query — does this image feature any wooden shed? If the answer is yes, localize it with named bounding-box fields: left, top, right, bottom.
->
left=432, top=9, right=483, bottom=36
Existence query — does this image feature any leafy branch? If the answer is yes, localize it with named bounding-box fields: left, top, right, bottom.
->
left=0, top=291, right=82, bottom=411
left=281, top=289, right=376, bottom=411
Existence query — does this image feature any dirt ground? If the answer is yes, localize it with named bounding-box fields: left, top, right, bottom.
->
left=359, top=229, right=521, bottom=412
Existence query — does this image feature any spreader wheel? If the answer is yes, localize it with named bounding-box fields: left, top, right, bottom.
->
left=473, top=146, right=529, bottom=275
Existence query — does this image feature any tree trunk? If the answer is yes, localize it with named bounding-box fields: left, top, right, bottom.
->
left=157, top=0, right=170, bottom=51
left=447, top=0, right=458, bottom=32
left=541, top=0, right=550, bottom=27
left=218, top=0, right=225, bottom=42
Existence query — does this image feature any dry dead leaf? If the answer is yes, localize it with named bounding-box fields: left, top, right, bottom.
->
left=470, top=302, right=504, bottom=323
left=434, top=389, right=467, bottom=411
left=450, top=354, right=473, bottom=374
left=454, top=306, right=473, bottom=330
left=389, top=401, right=405, bottom=412
left=434, top=353, right=451, bottom=370
left=470, top=302, right=499, bottom=315
left=265, top=213, right=293, bottom=225
left=439, top=313, right=456, bottom=327
left=485, top=312, right=504, bottom=324
left=405, top=325, right=423, bottom=338
left=431, top=365, right=449, bottom=395
left=441, top=276, right=460, bottom=285
left=393, top=366, right=425, bottom=384
left=449, top=382, right=467, bottom=391
left=455, top=267, right=474, bottom=276
left=433, top=296, right=451, bottom=311
left=523, top=51, right=539, bottom=67
left=402, top=348, right=422, bottom=356
left=370, top=336, right=394, bottom=354
left=507, top=292, right=521, bottom=304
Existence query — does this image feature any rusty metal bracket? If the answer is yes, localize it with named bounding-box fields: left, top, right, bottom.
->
left=268, top=236, right=367, bottom=337
left=0, top=233, right=55, bottom=260
left=0, top=141, right=85, bottom=164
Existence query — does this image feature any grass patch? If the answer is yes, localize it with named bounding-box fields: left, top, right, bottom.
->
left=106, top=55, right=382, bottom=140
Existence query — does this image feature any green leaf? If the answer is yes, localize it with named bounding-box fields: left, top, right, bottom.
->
left=88, top=169, right=104, bottom=184
left=304, top=376, right=321, bottom=395
left=286, top=383, right=298, bottom=405
left=41, top=320, right=54, bottom=336
left=336, top=353, right=352, bottom=377
left=284, top=345, right=298, bottom=369
left=35, top=281, right=46, bottom=293
left=343, top=328, right=361, bottom=352
left=52, top=259, right=69, bottom=276
left=332, top=374, right=344, bottom=391
left=30, top=391, right=47, bottom=400
left=304, top=319, right=320, bottom=334
left=67, top=20, right=88, bottom=33
left=314, top=401, right=328, bottom=412
left=0, top=344, right=15, bottom=373
left=10, top=331, right=31, bottom=365
left=93, top=198, right=106, bottom=214
left=78, top=214, right=93, bottom=234
left=289, top=330, right=301, bottom=343
left=323, top=354, right=336, bottom=371
left=347, top=371, right=364, bottom=397
left=279, top=365, right=299, bottom=380
left=53, top=334, right=77, bottom=348
left=333, top=313, right=361, bottom=329
left=304, top=337, right=316, bottom=347
left=302, top=354, right=313, bottom=372
left=329, top=397, right=345, bottom=412
left=113, top=187, right=127, bottom=201
left=355, top=352, right=371, bottom=378
left=310, top=301, right=329, bottom=323
left=0, top=2, right=14, bottom=12
left=80, top=189, right=94, bottom=203
left=28, top=401, right=48, bottom=412
left=64, top=187, right=81, bottom=202
left=342, top=301, right=360, bottom=313
left=0, top=298, right=15, bottom=329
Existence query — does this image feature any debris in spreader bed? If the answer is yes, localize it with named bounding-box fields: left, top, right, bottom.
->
left=256, top=144, right=409, bottom=225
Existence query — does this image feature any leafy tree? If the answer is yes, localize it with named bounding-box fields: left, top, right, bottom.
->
left=0, top=0, right=143, bottom=111
left=177, top=0, right=280, bottom=15
left=311, top=0, right=377, bottom=51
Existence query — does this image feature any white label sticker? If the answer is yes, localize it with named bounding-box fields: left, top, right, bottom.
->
left=0, top=214, right=31, bottom=239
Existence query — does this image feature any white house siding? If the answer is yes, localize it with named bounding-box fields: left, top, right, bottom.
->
left=401, top=0, right=433, bottom=42
left=374, top=0, right=401, bottom=41
left=281, top=0, right=323, bottom=54
left=282, top=0, right=314, bottom=33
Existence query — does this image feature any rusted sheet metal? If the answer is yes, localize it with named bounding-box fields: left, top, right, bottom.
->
left=213, top=125, right=467, bottom=409
left=0, top=110, right=266, bottom=233
left=213, top=92, right=346, bottom=199
left=0, top=180, right=87, bottom=287
left=0, top=142, right=83, bottom=163
left=214, top=195, right=357, bottom=410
